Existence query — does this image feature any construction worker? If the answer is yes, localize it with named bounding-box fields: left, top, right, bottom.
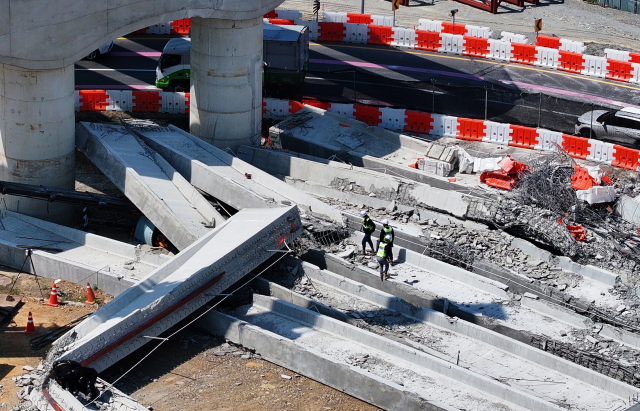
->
left=360, top=210, right=376, bottom=255
left=379, top=219, right=395, bottom=265
left=376, top=235, right=393, bottom=281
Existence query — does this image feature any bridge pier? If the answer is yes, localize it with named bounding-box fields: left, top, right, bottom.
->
left=189, top=17, right=264, bottom=152
left=0, top=63, right=75, bottom=224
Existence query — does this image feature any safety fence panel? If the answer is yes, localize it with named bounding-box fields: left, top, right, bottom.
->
left=612, top=145, right=640, bottom=170
left=276, top=10, right=303, bottom=20
left=439, top=33, right=464, bottom=55
left=415, top=30, right=442, bottom=52
left=631, top=63, right=640, bottom=83
left=418, top=19, right=443, bottom=32
left=79, top=90, right=108, bottom=112
left=159, top=92, right=188, bottom=114
left=371, top=15, right=395, bottom=26
left=463, top=36, right=490, bottom=58
left=367, top=25, right=393, bottom=45
left=345, top=23, right=369, bottom=43
left=347, top=13, right=373, bottom=24
left=391, top=27, right=417, bottom=48
left=323, top=11, right=348, bottom=23
left=465, top=25, right=492, bottom=39
left=132, top=91, right=162, bottom=112
left=456, top=118, right=485, bottom=141
left=536, top=35, right=561, bottom=49
left=318, top=22, right=346, bottom=42
left=106, top=90, right=133, bottom=112
left=535, top=47, right=559, bottom=69
left=511, top=43, right=537, bottom=65
left=559, top=38, right=586, bottom=53
left=268, top=18, right=295, bottom=25
left=354, top=105, right=382, bottom=126
left=558, top=51, right=585, bottom=74
left=147, top=23, right=172, bottom=35
left=606, top=59, right=633, bottom=82
left=586, top=139, right=616, bottom=164
left=295, top=20, right=320, bottom=41
left=582, top=55, right=608, bottom=78
left=302, top=98, right=331, bottom=110
left=630, top=53, right=640, bottom=64
left=404, top=111, right=433, bottom=134
left=483, top=121, right=512, bottom=145
left=379, top=107, right=407, bottom=131
left=441, top=22, right=466, bottom=35
left=535, top=129, right=564, bottom=151
left=508, top=125, right=539, bottom=149
left=562, top=135, right=591, bottom=160
left=501, top=32, right=529, bottom=44
left=328, top=103, right=355, bottom=118
left=170, top=19, right=191, bottom=35
left=487, top=39, right=513, bottom=61
left=604, top=49, right=631, bottom=62
left=431, top=114, right=458, bottom=137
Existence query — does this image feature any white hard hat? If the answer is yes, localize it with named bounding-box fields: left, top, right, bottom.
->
left=384, top=234, right=392, bottom=242
left=382, top=219, right=389, bottom=225
left=360, top=210, right=367, bottom=216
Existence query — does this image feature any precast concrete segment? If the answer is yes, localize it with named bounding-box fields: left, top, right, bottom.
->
left=76, top=122, right=224, bottom=251
left=190, top=17, right=263, bottom=152
left=0, top=63, right=75, bottom=224
left=0, top=0, right=285, bottom=70
left=134, top=125, right=343, bottom=223
left=53, top=207, right=302, bottom=372
left=0, top=210, right=168, bottom=297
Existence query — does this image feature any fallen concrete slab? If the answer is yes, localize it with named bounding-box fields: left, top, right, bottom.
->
left=0, top=210, right=169, bottom=296
left=129, top=124, right=342, bottom=223
left=50, top=206, right=302, bottom=373
left=76, top=122, right=224, bottom=250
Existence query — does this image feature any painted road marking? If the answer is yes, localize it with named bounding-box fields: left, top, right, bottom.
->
left=74, top=68, right=156, bottom=72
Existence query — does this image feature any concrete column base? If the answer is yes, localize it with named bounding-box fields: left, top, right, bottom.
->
left=189, top=17, right=263, bottom=152
left=0, top=63, right=75, bottom=224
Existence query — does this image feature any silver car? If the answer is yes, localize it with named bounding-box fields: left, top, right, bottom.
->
left=85, top=41, right=114, bottom=60
left=575, top=107, right=640, bottom=146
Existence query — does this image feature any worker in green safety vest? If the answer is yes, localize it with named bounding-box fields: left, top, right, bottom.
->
left=379, top=219, right=395, bottom=265
left=360, top=210, right=376, bottom=255
left=376, top=235, right=393, bottom=281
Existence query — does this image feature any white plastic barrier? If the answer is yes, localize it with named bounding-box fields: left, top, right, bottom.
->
left=276, top=9, right=303, bottom=20
left=371, top=15, right=395, bottom=26
left=500, top=32, right=528, bottom=44
left=465, top=25, right=492, bottom=39
left=147, top=23, right=172, bottom=35
left=430, top=114, right=458, bottom=137
left=587, top=139, right=616, bottom=163
left=264, top=98, right=292, bottom=118
left=487, top=39, right=513, bottom=61
left=391, top=27, right=417, bottom=48
left=379, top=108, right=407, bottom=131
left=74, top=90, right=82, bottom=111
left=323, top=11, right=348, bottom=23
left=576, top=186, right=616, bottom=204
left=483, top=121, right=512, bottom=145
left=418, top=19, right=443, bottom=32
left=604, top=49, right=631, bottom=62
left=328, top=103, right=355, bottom=119
left=295, top=20, right=319, bottom=41
left=345, top=23, right=369, bottom=43
left=535, top=129, right=564, bottom=151
left=559, top=38, right=586, bottom=54
left=439, top=33, right=464, bottom=55
left=105, top=90, right=133, bottom=112
left=159, top=92, right=187, bottom=113
left=631, top=62, right=640, bottom=83
left=582, top=55, right=608, bottom=78
left=535, top=47, right=560, bottom=69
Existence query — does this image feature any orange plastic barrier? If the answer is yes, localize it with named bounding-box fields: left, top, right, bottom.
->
left=347, top=13, right=373, bottom=24
left=318, top=22, right=346, bottom=42
left=269, top=19, right=295, bottom=25
left=509, top=125, right=539, bottom=149
left=131, top=28, right=149, bottom=35
left=289, top=100, right=305, bottom=114
left=463, top=36, right=490, bottom=58
left=606, top=59, right=633, bottom=82
left=566, top=224, right=587, bottom=241
left=562, top=135, right=590, bottom=160
left=79, top=90, right=108, bottom=112
left=480, top=171, right=517, bottom=190
left=302, top=99, right=331, bottom=110
left=367, top=25, right=393, bottom=45
left=171, top=19, right=191, bottom=35
left=612, top=145, right=640, bottom=170
left=511, top=43, right=537, bottom=65
left=536, top=35, right=561, bottom=49
left=264, top=10, right=278, bottom=19
left=441, top=22, right=466, bottom=35
left=558, top=51, right=585, bottom=73
left=456, top=118, right=485, bottom=141
left=185, top=93, right=190, bottom=114
left=404, top=111, right=433, bottom=134
left=571, top=165, right=598, bottom=190
left=132, top=91, right=162, bottom=113
left=630, top=52, right=640, bottom=64
left=354, top=105, right=382, bottom=126
left=415, top=30, right=441, bottom=52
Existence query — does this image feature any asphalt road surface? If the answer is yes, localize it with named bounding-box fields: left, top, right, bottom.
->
left=76, top=35, right=640, bottom=134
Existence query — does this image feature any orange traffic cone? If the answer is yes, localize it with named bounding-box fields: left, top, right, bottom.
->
left=24, top=312, right=36, bottom=334
left=86, top=282, right=95, bottom=305
left=46, top=283, right=59, bottom=307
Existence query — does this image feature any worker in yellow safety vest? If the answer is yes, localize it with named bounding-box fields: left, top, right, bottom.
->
left=376, top=235, right=393, bottom=281
left=379, top=219, right=395, bottom=265
left=360, top=210, right=376, bottom=255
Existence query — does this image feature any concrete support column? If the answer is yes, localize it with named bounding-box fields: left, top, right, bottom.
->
left=190, top=17, right=263, bottom=152
left=0, top=63, right=75, bottom=224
